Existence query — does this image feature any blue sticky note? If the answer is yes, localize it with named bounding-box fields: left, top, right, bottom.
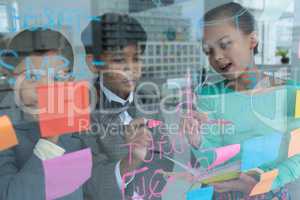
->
left=186, top=186, right=213, bottom=200
left=241, top=133, right=282, bottom=172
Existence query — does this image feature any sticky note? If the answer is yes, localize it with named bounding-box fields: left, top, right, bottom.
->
left=42, top=148, right=92, bottom=200
left=147, top=119, right=162, bottom=129
left=241, top=133, right=282, bottom=172
left=192, top=161, right=240, bottom=185
left=37, top=81, right=90, bottom=137
left=192, top=144, right=240, bottom=170
left=208, top=144, right=240, bottom=170
left=0, top=115, right=18, bottom=151
left=294, top=90, right=300, bottom=118
left=186, top=186, right=213, bottom=200
left=288, top=128, right=300, bottom=157
left=201, top=171, right=240, bottom=185
left=250, top=169, right=278, bottom=196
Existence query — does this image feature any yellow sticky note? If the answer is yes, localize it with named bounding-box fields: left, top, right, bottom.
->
left=249, top=169, right=278, bottom=196
left=295, top=90, right=300, bottom=118
left=0, top=116, right=18, bottom=151
left=201, top=171, right=240, bottom=185
left=288, top=128, right=300, bottom=157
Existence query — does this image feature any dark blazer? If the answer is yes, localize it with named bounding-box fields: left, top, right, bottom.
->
left=82, top=79, right=174, bottom=200
left=0, top=89, right=87, bottom=200
left=0, top=118, right=84, bottom=200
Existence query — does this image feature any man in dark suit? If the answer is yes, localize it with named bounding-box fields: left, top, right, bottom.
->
left=81, top=13, right=174, bottom=200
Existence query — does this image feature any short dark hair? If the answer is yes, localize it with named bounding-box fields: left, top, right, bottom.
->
left=204, top=2, right=258, bottom=54
left=5, top=28, right=74, bottom=71
left=81, top=13, right=147, bottom=60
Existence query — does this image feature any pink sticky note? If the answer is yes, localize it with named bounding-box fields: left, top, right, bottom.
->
left=147, top=119, right=162, bottom=129
left=42, top=148, right=92, bottom=200
left=208, top=144, right=240, bottom=170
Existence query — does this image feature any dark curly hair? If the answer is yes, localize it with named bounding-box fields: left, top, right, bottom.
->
left=81, top=12, right=147, bottom=61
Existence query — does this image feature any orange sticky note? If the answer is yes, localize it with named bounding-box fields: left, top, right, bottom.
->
left=250, top=169, right=278, bottom=196
left=37, top=81, right=90, bottom=137
left=0, top=116, right=18, bottom=150
left=294, top=90, right=300, bottom=118
left=288, top=128, right=300, bottom=157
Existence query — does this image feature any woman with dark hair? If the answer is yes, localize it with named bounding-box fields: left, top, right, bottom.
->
left=181, top=2, right=300, bottom=200
left=202, top=2, right=259, bottom=88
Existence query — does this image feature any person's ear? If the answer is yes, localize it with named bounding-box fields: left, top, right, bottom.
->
left=249, top=32, right=258, bottom=50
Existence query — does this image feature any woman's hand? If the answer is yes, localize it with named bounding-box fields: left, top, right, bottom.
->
left=212, top=173, right=258, bottom=196
left=179, top=111, right=208, bottom=148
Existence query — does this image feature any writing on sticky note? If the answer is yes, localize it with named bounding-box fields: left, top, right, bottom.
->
left=0, top=116, right=18, bottom=151
left=42, top=148, right=92, bottom=200
left=295, top=90, right=300, bottom=118
left=147, top=119, right=162, bottom=129
left=288, top=128, right=300, bottom=157
left=186, top=186, right=213, bottom=200
left=241, top=133, right=282, bottom=172
left=250, top=169, right=278, bottom=196
left=37, top=81, right=90, bottom=137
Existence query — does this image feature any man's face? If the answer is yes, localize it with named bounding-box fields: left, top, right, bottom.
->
left=97, top=44, right=142, bottom=98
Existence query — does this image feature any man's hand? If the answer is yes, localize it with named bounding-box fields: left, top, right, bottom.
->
left=179, top=111, right=208, bottom=148
left=212, top=173, right=258, bottom=196
left=120, top=118, right=152, bottom=175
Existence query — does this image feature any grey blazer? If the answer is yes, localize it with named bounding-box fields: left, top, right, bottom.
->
left=0, top=119, right=84, bottom=200
left=82, top=82, right=174, bottom=200
left=0, top=89, right=87, bottom=200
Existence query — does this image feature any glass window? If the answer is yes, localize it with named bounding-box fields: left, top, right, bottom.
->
left=1, top=1, right=299, bottom=199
